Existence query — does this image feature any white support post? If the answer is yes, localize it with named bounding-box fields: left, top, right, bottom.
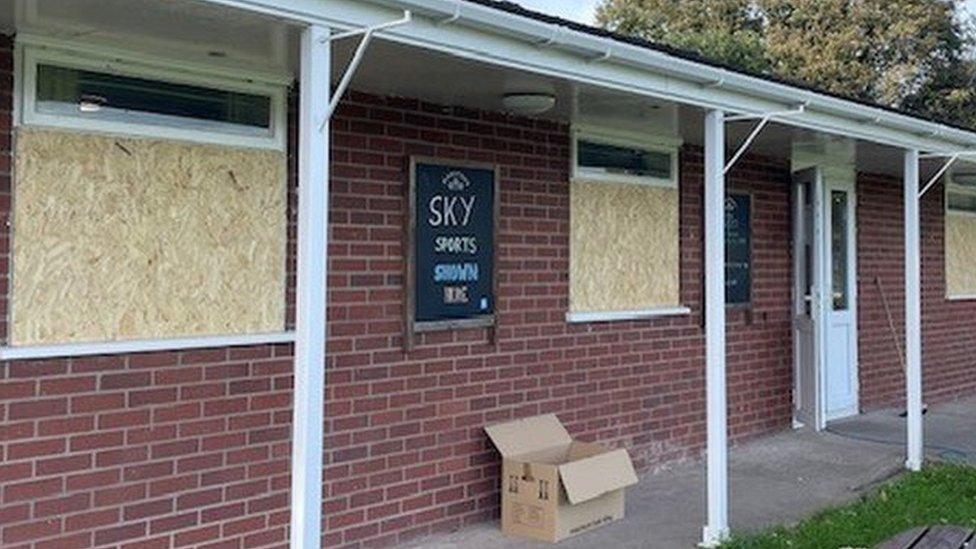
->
left=904, top=149, right=924, bottom=472
left=291, top=24, right=330, bottom=549
left=702, top=109, right=729, bottom=547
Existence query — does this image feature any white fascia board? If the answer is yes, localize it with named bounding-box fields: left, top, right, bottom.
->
left=202, top=0, right=976, bottom=153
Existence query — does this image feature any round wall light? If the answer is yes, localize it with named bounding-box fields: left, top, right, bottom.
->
left=502, top=93, right=556, bottom=115
left=78, top=94, right=107, bottom=113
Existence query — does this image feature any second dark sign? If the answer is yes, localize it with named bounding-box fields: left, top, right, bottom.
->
left=725, top=192, right=752, bottom=306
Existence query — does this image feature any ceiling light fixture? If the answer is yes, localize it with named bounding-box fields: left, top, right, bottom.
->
left=502, top=93, right=556, bottom=115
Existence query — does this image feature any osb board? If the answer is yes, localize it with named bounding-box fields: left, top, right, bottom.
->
left=570, top=181, right=679, bottom=312
left=946, top=213, right=976, bottom=297
left=11, top=128, right=287, bottom=345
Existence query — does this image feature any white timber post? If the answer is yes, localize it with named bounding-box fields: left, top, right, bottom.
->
left=291, top=24, right=330, bottom=549
left=904, top=148, right=923, bottom=472
left=702, top=108, right=729, bottom=547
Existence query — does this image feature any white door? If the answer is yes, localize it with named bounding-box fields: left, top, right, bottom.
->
left=792, top=168, right=826, bottom=430
left=823, top=178, right=859, bottom=420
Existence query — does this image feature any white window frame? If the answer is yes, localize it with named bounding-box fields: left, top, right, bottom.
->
left=17, top=40, right=288, bottom=151
left=946, top=176, right=976, bottom=218
left=945, top=173, right=976, bottom=300
left=571, top=126, right=681, bottom=188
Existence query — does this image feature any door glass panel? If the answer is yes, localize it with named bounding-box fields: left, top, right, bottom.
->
left=801, top=183, right=812, bottom=316
left=831, top=190, right=849, bottom=311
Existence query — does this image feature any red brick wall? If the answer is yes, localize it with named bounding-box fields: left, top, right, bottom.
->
left=858, top=173, right=976, bottom=410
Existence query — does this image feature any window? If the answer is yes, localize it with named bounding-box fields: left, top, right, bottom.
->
left=947, top=172, right=976, bottom=215
left=572, top=131, right=678, bottom=187
left=568, top=129, right=683, bottom=321
left=945, top=171, right=976, bottom=298
left=10, top=40, right=290, bottom=348
left=21, top=45, right=286, bottom=149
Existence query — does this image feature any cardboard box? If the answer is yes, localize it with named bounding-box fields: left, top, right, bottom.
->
left=485, top=414, right=639, bottom=543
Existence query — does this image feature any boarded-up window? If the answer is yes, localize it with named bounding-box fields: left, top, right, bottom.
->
left=946, top=213, right=976, bottom=298
left=946, top=177, right=976, bottom=298
left=570, top=181, right=679, bottom=312
left=11, top=128, right=288, bottom=345
left=947, top=219, right=976, bottom=302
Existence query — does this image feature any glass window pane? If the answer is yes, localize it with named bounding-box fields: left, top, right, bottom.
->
left=577, top=139, right=671, bottom=180
left=948, top=191, right=976, bottom=213
left=36, top=64, right=272, bottom=130
left=831, top=190, right=849, bottom=311
left=799, top=182, right=813, bottom=316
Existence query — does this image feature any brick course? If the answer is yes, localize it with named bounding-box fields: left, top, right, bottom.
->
left=0, top=31, right=971, bottom=548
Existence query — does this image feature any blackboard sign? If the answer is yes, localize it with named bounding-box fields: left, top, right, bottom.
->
left=725, top=192, right=752, bottom=306
left=407, top=158, right=498, bottom=342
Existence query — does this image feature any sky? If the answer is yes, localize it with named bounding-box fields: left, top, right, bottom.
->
left=967, top=0, right=976, bottom=19
left=514, top=0, right=600, bottom=24
left=514, top=0, right=976, bottom=26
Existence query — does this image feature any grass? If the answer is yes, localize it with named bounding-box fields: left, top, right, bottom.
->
left=721, top=464, right=976, bottom=549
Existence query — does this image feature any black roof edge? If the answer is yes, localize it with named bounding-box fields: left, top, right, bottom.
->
left=463, top=0, right=976, bottom=138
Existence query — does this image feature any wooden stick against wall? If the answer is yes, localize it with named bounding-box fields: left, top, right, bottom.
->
left=874, top=276, right=907, bottom=373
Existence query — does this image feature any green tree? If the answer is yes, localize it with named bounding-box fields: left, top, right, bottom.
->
left=596, top=0, right=976, bottom=127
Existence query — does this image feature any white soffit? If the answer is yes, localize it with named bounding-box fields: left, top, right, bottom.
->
left=341, top=39, right=680, bottom=137
left=11, top=0, right=298, bottom=80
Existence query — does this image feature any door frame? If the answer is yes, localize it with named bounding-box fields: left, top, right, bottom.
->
left=792, top=166, right=860, bottom=430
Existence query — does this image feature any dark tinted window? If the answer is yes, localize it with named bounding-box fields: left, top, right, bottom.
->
left=36, top=64, right=271, bottom=129
left=577, top=139, right=671, bottom=180
left=948, top=191, right=976, bottom=213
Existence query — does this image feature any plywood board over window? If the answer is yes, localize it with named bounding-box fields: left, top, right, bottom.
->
left=11, top=128, right=288, bottom=346
left=570, top=181, right=680, bottom=312
left=946, top=213, right=976, bottom=298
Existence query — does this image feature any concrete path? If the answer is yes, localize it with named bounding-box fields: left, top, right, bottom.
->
left=829, top=397, right=976, bottom=465
left=406, top=395, right=976, bottom=549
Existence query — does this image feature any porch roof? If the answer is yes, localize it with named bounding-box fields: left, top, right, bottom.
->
left=352, top=0, right=976, bottom=154
left=6, top=0, right=976, bottom=168
left=464, top=0, right=976, bottom=139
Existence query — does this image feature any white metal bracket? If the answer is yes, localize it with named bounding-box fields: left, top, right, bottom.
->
left=318, top=10, right=412, bottom=130
left=589, top=46, right=613, bottom=64
left=437, top=0, right=462, bottom=26
left=724, top=105, right=806, bottom=174
left=535, top=26, right=563, bottom=48
left=918, top=151, right=976, bottom=198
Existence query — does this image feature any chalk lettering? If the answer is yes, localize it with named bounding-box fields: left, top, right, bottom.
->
left=443, top=286, right=469, bottom=304
left=428, top=195, right=477, bottom=227
left=459, top=196, right=475, bottom=226
left=434, top=263, right=479, bottom=283
left=434, top=236, right=478, bottom=254
left=427, top=196, right=443, bottom=226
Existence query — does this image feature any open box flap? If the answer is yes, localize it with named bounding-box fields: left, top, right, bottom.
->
left=485, top=414, right=572, bottom=458
left=558, top=448, right=638, bottom=505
